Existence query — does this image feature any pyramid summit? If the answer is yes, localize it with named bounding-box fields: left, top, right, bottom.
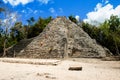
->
left=8, top=17, right=110, bottom=58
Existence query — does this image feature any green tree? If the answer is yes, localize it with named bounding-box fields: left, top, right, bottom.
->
left=1, top=11, right=17, bottom=57
left=27, top=16, right=52, bottom=38
left=0, top=8, right=5, bottom=13
left=10, top=22, right=25, bottom=42
left=83, top=15, right=120, bottom=55
left=108, top=15, right=120, bottom=32
left=68, top=15, right=77, bottom=24
left=27, top=17, right=35, bottom=26
left=0, top=1, right=5, bottom=55
left=0, top=1, right=5, bottom=13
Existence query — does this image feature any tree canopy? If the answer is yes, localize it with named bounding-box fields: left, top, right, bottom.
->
left=82, top=15, right=120, bottom=55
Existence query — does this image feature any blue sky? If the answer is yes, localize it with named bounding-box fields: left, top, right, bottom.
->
left=1, top=0, right=120, bottom=25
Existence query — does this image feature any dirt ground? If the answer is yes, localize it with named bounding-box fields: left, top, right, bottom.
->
left=0, top=58, right=120, bottom=80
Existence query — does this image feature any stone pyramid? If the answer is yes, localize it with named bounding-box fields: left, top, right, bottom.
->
left=10, top=17, right=109, bottom=58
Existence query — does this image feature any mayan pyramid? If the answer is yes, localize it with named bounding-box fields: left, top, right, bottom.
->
left=8, top=17, right=109, bottom=58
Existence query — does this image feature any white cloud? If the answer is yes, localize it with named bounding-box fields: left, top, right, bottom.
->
left=34, top=10, right=38, bottom=14
left=94, top=3, right=102, bottom=11
left=2, top=12, right=17, bottom=30
left=84, top=3, right=120, bottom=26
left=49, top=8, right=55, bottom=13
left=3, top=0, right=34, bottom=6
left=49, top=7, right=57, bottom=17
left=75, top=15, right=80, bottom=22
left=59, top=8, right=63, bottom=13
left=21, top=10, right=25, bottom=13
left=3, top=19, right=8, bottom=24
left=38, top=0, right=51, bottom=4
left=3, top=0, right=52, bottom=6
left=102, top=0, right=109, bottom=4
left=39, top=10, right=44, bottom=13
left=105, top=0, right=109, bottom=4
left=21, top=10, right=27, bottom=13
left=3, top=12, right=17, bottom=23
left=10, top=12, right=17, bottom=22
left=27, top=7, right=33, bottom=13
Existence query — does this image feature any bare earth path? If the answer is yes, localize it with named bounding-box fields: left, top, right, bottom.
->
left=0, top=58, right=120, bottom=80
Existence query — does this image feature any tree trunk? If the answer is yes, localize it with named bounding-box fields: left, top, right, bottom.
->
left=3, top=39, right=7, bottom=57
left=115, top=40, right=120, bottom=55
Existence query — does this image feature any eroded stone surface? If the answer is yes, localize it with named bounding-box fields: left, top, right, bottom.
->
left=8, top=17, right=110, bottom=58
